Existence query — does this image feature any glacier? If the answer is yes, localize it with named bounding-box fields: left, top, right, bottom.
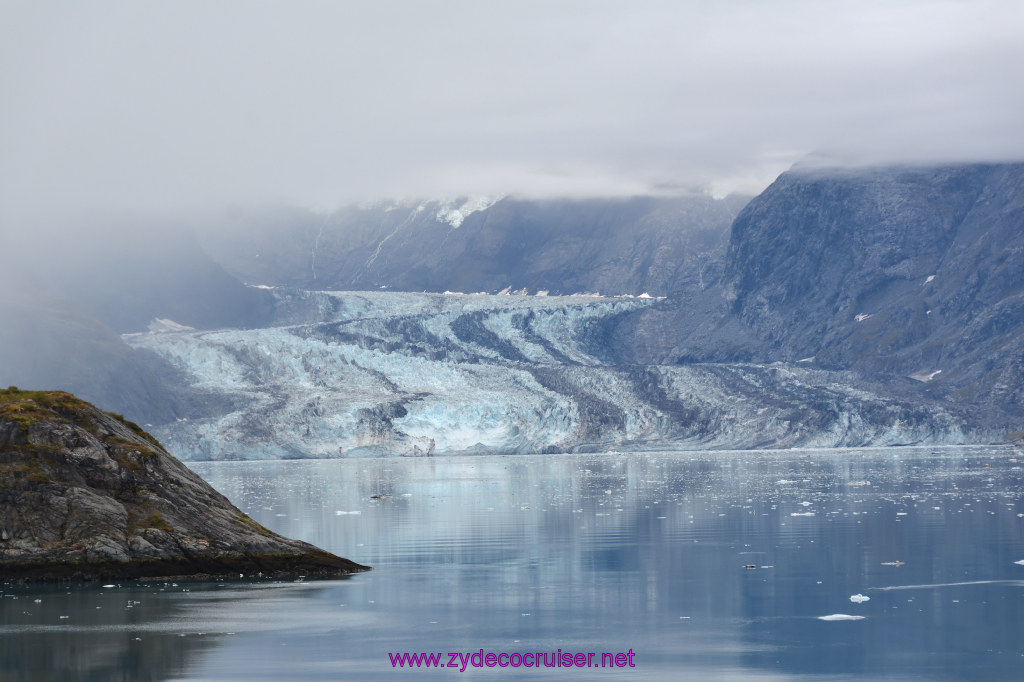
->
left=125, top=290, right=978, bottom=460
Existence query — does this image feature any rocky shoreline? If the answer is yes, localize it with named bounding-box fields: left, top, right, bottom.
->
left=0, top=388, right=369, bottom=582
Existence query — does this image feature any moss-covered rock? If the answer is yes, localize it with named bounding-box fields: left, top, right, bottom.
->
left=0, top=388, right=369, bottom=581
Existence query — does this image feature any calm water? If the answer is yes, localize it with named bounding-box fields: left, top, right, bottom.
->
left=3, top=446, right=1024, bottom=680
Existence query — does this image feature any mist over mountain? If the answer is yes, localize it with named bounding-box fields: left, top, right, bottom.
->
left=200, top=194, right=749, bottom=297
left=0, top=226, right=274, bottom=423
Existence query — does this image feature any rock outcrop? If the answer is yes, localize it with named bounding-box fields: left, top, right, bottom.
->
left=0, top=388, right=369, bottom=581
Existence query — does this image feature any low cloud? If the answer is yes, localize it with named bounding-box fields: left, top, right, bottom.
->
left=2, top=0, right=1022, bottom=226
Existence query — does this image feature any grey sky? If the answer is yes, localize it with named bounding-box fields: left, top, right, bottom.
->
left=2, top=0, right=1023, bottom=223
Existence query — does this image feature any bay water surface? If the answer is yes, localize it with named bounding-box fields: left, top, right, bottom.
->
left=2, top=446, right=1023, bottom=680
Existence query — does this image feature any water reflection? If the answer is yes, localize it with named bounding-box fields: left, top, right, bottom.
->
left=3, top=447, right=1023, bottom=680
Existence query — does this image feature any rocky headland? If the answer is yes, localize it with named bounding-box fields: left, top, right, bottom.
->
left=0, top=387, right=369, bottom=581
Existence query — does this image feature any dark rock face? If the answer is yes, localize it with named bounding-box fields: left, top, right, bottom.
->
left=725, top=163, right=1024, bottom=416
left=613, top=163, right=1024, bottom=426
left=200, top=195, right=749, bottom=296
left=0, top=389, right=368, bottom=581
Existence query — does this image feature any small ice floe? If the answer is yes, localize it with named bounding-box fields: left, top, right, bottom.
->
left=909, top=369, right=942, bottom=382
left=335, top=510, right=361, bottom=515
left=924, top=275, right=935, bottom=285
left=849, top=594, right=870, bottom=603
left=818, top=614, right=865, bottom=621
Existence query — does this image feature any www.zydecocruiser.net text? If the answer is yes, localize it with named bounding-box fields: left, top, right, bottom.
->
left=389, top=649, right=637, bottom=671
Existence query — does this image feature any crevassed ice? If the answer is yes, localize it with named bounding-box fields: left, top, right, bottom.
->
left=124, top=290, right=976, bottom=460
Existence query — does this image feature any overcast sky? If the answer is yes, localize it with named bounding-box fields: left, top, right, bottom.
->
left=2, top=0, right=1023, bottom=224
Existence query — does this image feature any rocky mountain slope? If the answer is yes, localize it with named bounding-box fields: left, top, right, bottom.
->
left=200, top=194, right=748, bottom=296
left=0, top=388, right=368, bottom=580
left=612, top=163, right=1024, bottom=425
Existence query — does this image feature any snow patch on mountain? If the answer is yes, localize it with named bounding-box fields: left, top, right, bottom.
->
left=435, top=195, right=505, bottom=228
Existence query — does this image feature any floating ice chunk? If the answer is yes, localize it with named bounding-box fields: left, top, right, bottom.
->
left=909, top=369, right=942, bottom=382
left=818, top=614, right=865, bottom=621
left=335, top=510, right=361, bottom=515
left=924, top=275, right=935, bottom=284
left=849, top=594, right=870, bottom=603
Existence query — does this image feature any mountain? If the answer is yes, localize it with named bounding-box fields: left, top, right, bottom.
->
left=199, top=194, right=749, bottom=296
left=611, top=163, right=1024, bottom=425
left=0, top=388, right=368, bottom=581
left=5, top=163, right=1020, bottom=457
